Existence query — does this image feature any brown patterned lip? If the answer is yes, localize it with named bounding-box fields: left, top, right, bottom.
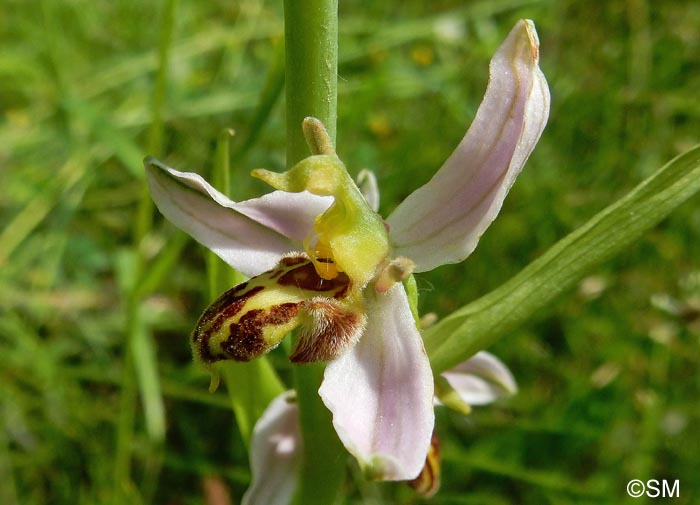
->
left=192, top=256, right=356, bottom=364
left=193, top=283, right=260, bottom=340
left=192, top=284, right=263, bottom=362
left=210, top=285, right=265, bottom=334
left=220, top=309, right=266, bottom=361
left=223, top=302, right=302, bottom=361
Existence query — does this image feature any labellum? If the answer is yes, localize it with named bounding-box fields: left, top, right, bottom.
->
left=192, top=254, right=366, bottom=364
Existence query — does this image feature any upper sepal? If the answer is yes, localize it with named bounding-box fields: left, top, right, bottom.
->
left=386, top=20, right=550, bottom=272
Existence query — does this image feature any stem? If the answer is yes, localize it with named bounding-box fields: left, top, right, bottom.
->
left=284, top=1, right=345, bottom=503
left=293, top=364, right=345, bottom=504
left=207, top=129, right=238, bottom=299
left=284, top=0, right=338, bottom=164
left=137, top=0, right=178, bottom=243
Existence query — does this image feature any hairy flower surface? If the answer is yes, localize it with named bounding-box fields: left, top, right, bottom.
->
left=145, top=18, right=549, bottom=494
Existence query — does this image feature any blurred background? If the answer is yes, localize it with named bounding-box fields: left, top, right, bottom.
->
left=1, top=0, right=699, bottom=503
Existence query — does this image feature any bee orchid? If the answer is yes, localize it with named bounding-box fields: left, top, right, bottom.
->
left=145, top=18, right=548, bottom=490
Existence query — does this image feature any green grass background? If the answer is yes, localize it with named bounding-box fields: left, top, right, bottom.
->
left=1, top=0, right=699, bottom=504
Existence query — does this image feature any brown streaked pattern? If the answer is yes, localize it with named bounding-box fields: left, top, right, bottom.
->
left=192, top=285, right=263, bottom=362
left=191, top=256, right=357, bottom=365
left=407, top=434, right=440, bottom=497
left=193, top=282, right=254, bottom=339
left=220, top=302, right=302, bottom=361
left=220, top=309, right=266, bottom=361
left=192, top=282, right=263, bottom=363
left=331, top=281, right=351, bottom=300
left=210, top=286, right=264, bottom=333
left=269, top=268, right=285, bottom=279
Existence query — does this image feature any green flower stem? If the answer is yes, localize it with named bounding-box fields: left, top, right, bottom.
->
left=136, top=0, right=178, bottom=243
left=284, top=0, right=338, bottom=165
left=293, top=364, right=345, bottom=504
left=425, top=145, right=700, bottom=374
left=284, top=1, right=345, bottom=503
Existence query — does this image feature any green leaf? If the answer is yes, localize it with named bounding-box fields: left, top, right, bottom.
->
left=220, top=359, right=285, bottom=448
left=424, top=145, right=700, bottom=374
left=129, top=306, right=166, bottom=443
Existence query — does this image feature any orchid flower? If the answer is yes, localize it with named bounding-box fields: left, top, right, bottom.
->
left=243, top=352, right=518, bottom=504
left=145, top=19, right=548, bottom=485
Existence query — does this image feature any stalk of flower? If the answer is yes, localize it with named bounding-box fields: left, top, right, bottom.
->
left=145, top=17, right=548, bottom=494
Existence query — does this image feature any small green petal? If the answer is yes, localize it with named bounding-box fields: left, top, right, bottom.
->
left=434, top=375, right=472, bottom=415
